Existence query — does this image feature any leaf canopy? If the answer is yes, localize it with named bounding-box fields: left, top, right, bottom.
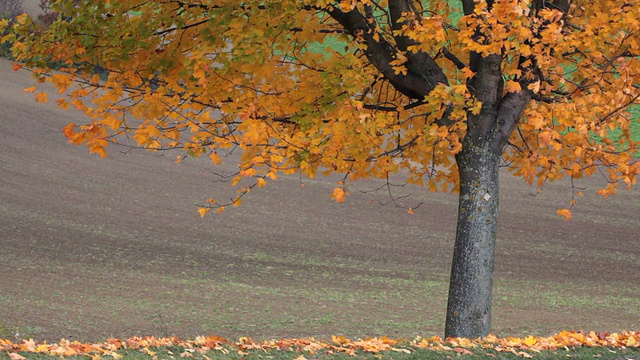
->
left=8, top=0, right=639, bottom=211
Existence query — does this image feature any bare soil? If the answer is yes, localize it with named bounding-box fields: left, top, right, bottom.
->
left=1, top=58, right=639, bottom=342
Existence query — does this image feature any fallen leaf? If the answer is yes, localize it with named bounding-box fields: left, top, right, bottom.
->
left=454, top=347, right=474, bottom=355
left=332, top=335, right=348, bottom=345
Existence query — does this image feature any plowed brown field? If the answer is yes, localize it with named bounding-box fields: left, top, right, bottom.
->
left=1, top=58, right=639, bottom=342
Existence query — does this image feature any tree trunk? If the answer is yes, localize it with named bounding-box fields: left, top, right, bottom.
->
left=444, top=141, right=501, bottom=338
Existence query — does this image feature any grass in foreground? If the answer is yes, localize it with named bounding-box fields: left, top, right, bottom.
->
left=2, top=331, right=639, bottom=359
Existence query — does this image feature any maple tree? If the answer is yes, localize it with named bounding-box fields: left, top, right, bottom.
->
left=3, top=0, right=639, bottom=338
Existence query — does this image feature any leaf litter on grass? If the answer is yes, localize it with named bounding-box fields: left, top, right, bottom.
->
left=1, top=330, right=639, bottom=359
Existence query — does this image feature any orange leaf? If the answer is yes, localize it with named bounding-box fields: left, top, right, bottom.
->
left=538, top=131, right=552, bottom=146
left=56, top=98, right=70, bottom=110
left=34, top=92, right=49, bottom=103
left=331, top=187, right=347, bottom=203
left=210, top=152, right=222, bottom=165
left=461, top=67, right=475, bottom=79
left=527, top=81, right=540, bottom=93
left=557, top=208, right=572, bottom=221
left=506, top=80, right=522, bottom=93
left=24, top=86, right=37, bottom=93
left=453, top=347, right=474, bottom=355
left=198, top=207, right=210, bottom=218
left=332, top=335, right=348, bottom=345
left=62, top=123, right=77, bottom=139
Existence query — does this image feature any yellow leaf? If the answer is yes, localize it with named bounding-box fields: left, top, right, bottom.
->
left=256, top=178, right=267, bottom=188
left=625, top=335, right=638, bottom=347
left=24, top=86, right=37, bottom=93
left=428, top=180, right=438, bottom=192
left=451, top=85, right=467, bottom=95
left=332, top=335, right=348, bottom=345
left=239, top=168, right=256, bottom=177
left=390, top=52, right=408, bottom=66
left=523, top=336, right=537, bottom=347
left=198, top=207, right=210, bottom=218
left=392, top=65, right=407, bottom=75
left=210, top=152, right=222, bottom=165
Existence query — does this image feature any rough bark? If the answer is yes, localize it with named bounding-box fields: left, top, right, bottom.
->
left=445, top=140, right=501, bottom=338
left=445, top=54, right=505, bottom=338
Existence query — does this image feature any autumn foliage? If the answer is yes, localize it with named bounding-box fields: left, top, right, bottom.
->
left=2, top=0, right=637, bottom=215
left=2, top=331, right=640, bottom=359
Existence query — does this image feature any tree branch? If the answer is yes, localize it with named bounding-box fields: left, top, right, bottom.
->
left=442, top=48, right=466, bottom=70
left=325, top=3, right=448, bottom=100
left=493, top=90, right=532, bottom=153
